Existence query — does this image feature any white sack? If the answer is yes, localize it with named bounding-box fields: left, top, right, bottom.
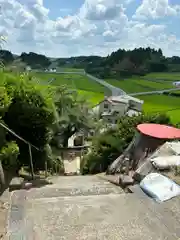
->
left=167, top=142, right=180, bottom=155
left=151, top=156, right=180, bottom=170
left=140, top=173, right=180, bottom=202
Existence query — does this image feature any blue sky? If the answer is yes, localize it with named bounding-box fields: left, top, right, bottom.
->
left=44, top=0, right=84, bottom=19
left=1, top=0, right=180, bottom=57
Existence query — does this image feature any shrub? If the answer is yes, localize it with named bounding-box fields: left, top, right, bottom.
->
left=3, top=76, right=55, bottom=170
left=81, top=113, right=173, bottom=174
left=0, top=87, right=11, bottom=116
left=0, top=141, right=19, bottom=170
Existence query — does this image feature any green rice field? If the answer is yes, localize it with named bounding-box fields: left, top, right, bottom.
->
left=78, top=90, right=104, bottom=105
left=31, top=71, right=180, bottom=122
left=105, top=78, right=173, bottom=93
left=142, top=72, right=180, bottom=81
left=32, top=72, right=107, bottom=94
left=139, top=94, right=180, bottom=123
left=56, top=67, right=84, bottom=72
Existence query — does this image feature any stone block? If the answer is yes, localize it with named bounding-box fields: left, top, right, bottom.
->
left=119, top=175, right=134, bottom=188
left=9, top=177, right=24, bottom=192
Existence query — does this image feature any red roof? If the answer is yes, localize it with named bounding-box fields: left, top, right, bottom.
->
left=137, top=123, right=180, bottom=139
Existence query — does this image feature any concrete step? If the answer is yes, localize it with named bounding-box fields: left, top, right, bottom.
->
left=9, top=177, right=24, bottom=192
left=9, top=192, right=178, bottom=240
left=128, top=185, right=180, bottom=238
left=7, top=176, right=180, bottom=240
left=26, top=175, right=123, bottom=199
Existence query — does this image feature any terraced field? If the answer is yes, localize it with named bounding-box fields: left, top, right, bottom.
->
left=105, top=75, right=180, bottom=123
left=78, top=90, right=104, bottom=105
left=142, top=72, right=180, bottom=81
left=57, top=68, right=84, bottom=72
left=33, top=72, right=107, bottom=93
left=139, top=94, right=180, bottom=123
left=32, top=72, right=108, bottom=105
left=105, top=78, right=173, bottom=93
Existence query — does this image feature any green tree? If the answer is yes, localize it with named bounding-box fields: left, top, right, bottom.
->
left=52, top=87, right=92, bottom=147
left=3, top=76, right=55, bottom=170
left=81, top=113, right=172, bottom=174
left=0, top=50, right=14, bottom=65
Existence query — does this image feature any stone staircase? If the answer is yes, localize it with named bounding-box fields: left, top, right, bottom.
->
left=6, top=175, right=180, bottom=240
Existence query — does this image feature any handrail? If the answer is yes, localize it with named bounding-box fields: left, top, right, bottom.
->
left=0, top=121, right=40, bottom=151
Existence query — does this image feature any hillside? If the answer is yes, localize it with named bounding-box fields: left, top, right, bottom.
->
left=1, top=47, right=180, bottom=123
left=1, top=47, right=180, bottom=79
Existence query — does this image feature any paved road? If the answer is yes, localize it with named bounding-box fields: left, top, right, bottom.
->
left=41, top=70, right=179, bottom=97
left=130, top=87, right=179, bottom=96
left=86, top=73, right=126, bottom=96
left=37, top=71, right=126, bottom=96
left=7, top=175, right=180, bottom=239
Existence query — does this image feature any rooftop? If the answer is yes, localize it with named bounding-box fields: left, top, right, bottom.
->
left=108, top=95, right=144, bottom=104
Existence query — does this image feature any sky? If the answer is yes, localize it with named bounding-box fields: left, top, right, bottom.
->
left=0, top=0, right=180, bottom=57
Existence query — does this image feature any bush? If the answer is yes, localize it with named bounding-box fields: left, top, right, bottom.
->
left=0, top=87, right=11, bottom=117
left=0, top=141, right=19, bottom=170
left=81, top=113, right=173, bottom=174
left=3, top=75, right=55, bottom=170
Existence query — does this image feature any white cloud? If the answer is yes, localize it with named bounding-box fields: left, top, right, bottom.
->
left=134, top=0, right=179, bottom=19
left=17, top=0, right=43, bottom=6
left=0, top=0, right=180, bottom=57
left=29, top=4, right=49, bottom=21
left=79, top=0, right=124, bottom=20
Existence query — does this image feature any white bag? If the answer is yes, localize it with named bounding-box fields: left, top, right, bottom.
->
left=140, top=173, right=180, bottom=202
left=168, top=142, right=180, bottom=155
left=151, top=156, right=180, bottom=170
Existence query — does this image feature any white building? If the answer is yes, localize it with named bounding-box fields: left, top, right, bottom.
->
left=92, top=95, right=144, bottom=124
left=49, top=68, right=57, bottom=73
left=173, top=81, right=180, bottom=87
left=26, top=66, right=31, bottom=71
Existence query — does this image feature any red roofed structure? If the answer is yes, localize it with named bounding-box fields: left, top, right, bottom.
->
left=107, top=123, right=180, bottom=175
left=137, top=123, right=180, bottom=139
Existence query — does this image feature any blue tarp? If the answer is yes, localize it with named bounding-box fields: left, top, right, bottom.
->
left=140, top=173, right=180, bottom=202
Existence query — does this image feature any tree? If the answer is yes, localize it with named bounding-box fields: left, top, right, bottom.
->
left=20, top=52, right=51, bottom=69
left=52, top=87, right=93, bottom=147
left=81, top=113, right=172, bottom=174
left=0, top=36, right=10, bottom=185
left=114, top=58, right=135, bottom=77
left=0, top=50, right=14, bottom=65
left=85, top=47, right=176, bottom=78
left=3, top=76, right=55, bottom=170
left=0, top=88, right=11, bottom=185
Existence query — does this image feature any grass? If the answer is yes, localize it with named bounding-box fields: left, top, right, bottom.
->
left=105, top=78, right=172, bottom=93
left=78, top=90, right=104, bottom=105
left=143, top=72, right=180, bottom=81
left=32, top=72, right=107, bottom=93
left=31, top=72, right=106, bottom=105
left=139, top=94, right=180, bottom=123
left=57, top=68, right=84, bottom=72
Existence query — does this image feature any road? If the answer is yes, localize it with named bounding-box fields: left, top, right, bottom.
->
left=86, top=73, right=126, bottom=96
left=7, top=175, right=180, bottom=239
left=40, top=70, right=126, bottom=96
left=130, top=87, right=179, bottom=96
left=85, top=73, right=179, bottom=97
left=38, top=70, right=179, bottom=97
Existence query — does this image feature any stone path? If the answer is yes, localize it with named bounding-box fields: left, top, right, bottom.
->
left=7, top=175, right=180, bottom=239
